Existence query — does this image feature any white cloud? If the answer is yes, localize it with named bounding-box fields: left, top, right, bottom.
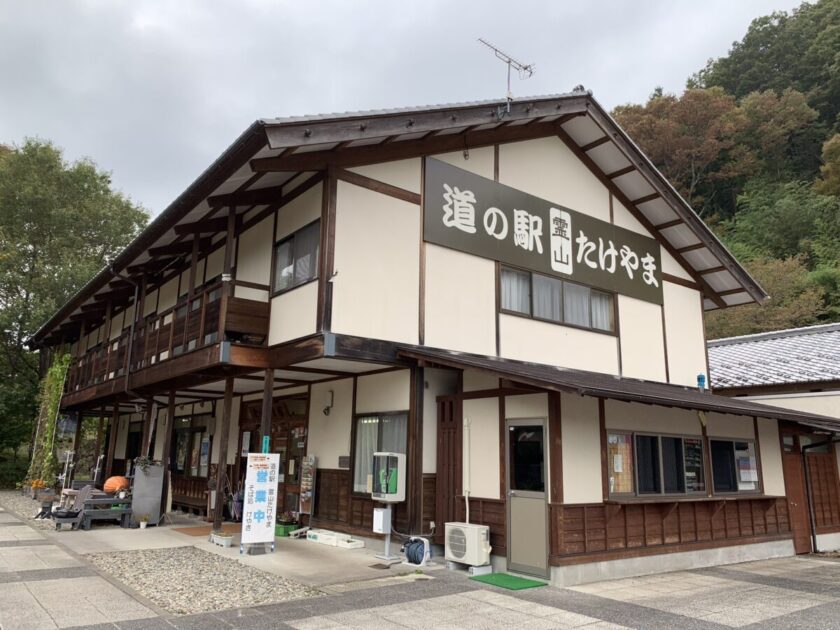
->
left=0, top=0, right=801, bottom=215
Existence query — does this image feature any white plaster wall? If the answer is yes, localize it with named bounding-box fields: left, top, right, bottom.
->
left=268, top=282, right=318, bottom=345
left=757, top=418, right=785, bottom=496
left=109, top=311, right=124, bottom=340
left=422, top=368, right=459, bottom=473
left=276, top=184, right=321, bottom=240
left=705, top=412, right=756, bottom=440
left=506, top=393, right=548, bottom=419
left=236, top=215, right=273, bottom=286
left=562, top=394, right=602, bottom=504
left=205, top=247, right=224, bottom=281
left=617, top=295, right=667, bottom=382
left=463, top=397, right=500, bottom=500
left=122, top=305, right=135, bottom=332
left=332, top=182, right=419, bottom=344
left=114, top=413, right=140, bottom=460
left=308, top=378, right=353, bottom=470
left=143, top=289, right=158, bottom=317
left=153, top=409, right=167, bottom=461
left=662, top=282, right=707, bottom=387
left=605, top=400, right=703, bottom=436
left=612, top=198, right=647, bottom=235
left=744, top=391, right=840, bottom=420
left=662, top=250, right=694, bottom=281
left=349, top=158, right=422, bottom=194
left=432, top=147, right=495, bottom=179
left=179, top=270, right=189, bottom=297
left=157, top=277, right=179, bottom=313
left=500, top=314, right=620, bottom=375
left=424, top=244, right=496, bottom=355
left=234, top=286, right=269, bottom=302
left=463, top=369, right=498, bottom=392
left=356, top=370, right=411, bottom=413
left=499, top=137, right=610, bottom=223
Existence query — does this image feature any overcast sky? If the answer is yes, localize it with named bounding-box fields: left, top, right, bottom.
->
left=0, top=0, right=802, bottom=216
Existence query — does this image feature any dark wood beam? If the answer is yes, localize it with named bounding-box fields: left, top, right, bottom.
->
left=173, top=217, right=232, bottom=236
left=580, top=136, right=610, bottom=152
left=262, top=95, right=588, bottom=150
left=208, top=184, right=286, bottom=208
left=251, top=112, right=588, bottom=173
left=606, top=165, right=636, bottom=179
left=699, top=265, right=726, bottom=275
left=654, top=218, right=684, bottom=230
left=677, top=242, right=707, bottom=254
left=631, top=192, right=661, bottom=205
left=149, top=238, right=211, bottom=259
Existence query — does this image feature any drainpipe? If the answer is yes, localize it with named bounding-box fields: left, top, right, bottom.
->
left=801, top=435, right=840, bottom=553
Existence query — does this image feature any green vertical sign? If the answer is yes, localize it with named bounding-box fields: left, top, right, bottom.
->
left=262, top=436, right=270, bottom=454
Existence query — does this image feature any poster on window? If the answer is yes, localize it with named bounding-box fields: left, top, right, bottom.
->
left=241, top=453, right=279, bottom=545
left=424, top=158, right=663, bottom=305
left=737, top=455, right=758, bottom=482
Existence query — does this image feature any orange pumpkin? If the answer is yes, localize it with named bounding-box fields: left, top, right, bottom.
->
left=103, top=476, right=130, bottom=494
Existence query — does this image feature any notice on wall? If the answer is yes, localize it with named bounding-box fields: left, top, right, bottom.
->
left=299, top=455, right=317, bottom=516
left=424, top=158, right=663, bottom=304
left=241, top=453, right=279, bottom=545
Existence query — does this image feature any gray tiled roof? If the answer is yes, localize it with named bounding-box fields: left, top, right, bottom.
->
left=708, top=323, right=840, bottom=389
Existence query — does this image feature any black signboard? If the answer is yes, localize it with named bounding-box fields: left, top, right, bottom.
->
left=423, top=158, right=663, bottom=305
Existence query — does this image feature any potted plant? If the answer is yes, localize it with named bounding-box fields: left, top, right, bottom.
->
left=138, top=514, right=150, bottom=530
left=275, top=511, right=298, bottom=537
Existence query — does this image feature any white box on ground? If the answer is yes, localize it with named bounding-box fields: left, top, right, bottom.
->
left=373, top=507, right=391, bottom=534
left=306, top=529, right=338, bottom=546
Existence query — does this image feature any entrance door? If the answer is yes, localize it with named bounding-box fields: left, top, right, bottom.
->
left=781, top=432, right=812, bottom=554
left=506, top=419, right=549, bottom=577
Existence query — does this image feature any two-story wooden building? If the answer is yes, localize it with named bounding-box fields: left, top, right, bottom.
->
left=29, top=90, right=840, bottom=585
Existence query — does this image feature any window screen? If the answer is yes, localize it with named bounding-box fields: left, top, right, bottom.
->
left=662, top=436, right=685, bottom=493
left=711, top=440, right=737, bottom=492
left=532, top=273, right=562, bottom=322
left=273, top=221, right=320, bottom=293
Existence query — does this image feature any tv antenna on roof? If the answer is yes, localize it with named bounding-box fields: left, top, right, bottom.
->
left=478, top=38, right=535, bottom=118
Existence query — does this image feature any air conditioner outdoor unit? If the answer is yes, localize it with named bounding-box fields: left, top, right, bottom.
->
left=445, top=522, right=491, bottom=566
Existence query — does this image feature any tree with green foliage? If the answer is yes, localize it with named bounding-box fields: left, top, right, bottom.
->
left=693, top=0, right=840, bottom=129
left=0, top=139, right=147, bottom=477
left=816, top=134, right=840, bottom=196
left=705, top=256, right=826, bottom=339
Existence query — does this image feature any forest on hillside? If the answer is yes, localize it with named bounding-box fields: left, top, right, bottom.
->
left=611, top=0, right=840, bottom=339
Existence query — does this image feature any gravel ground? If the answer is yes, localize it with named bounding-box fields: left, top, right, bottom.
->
left=87, top=546, right=321, bottom=615
left=0, top=490, right=60, bottom=530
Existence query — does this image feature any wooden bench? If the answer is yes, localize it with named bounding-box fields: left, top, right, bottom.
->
left=79, top=497, right=132, bottom=530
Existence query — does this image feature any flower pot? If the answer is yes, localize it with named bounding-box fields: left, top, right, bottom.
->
left=213, top=534, right=233, bottom=548
left=275, top=523, right=298, bottom=537
left=139, top=522, right=147, bottom=530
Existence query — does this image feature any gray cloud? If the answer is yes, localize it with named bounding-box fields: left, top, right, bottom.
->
left=0, top=0, right=800, bottom=215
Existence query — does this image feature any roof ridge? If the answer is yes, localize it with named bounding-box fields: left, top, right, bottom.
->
left=708, top=322, right=840, bottom=347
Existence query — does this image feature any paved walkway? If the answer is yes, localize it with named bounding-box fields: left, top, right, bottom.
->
left=4, top=501, right=840, bottom=629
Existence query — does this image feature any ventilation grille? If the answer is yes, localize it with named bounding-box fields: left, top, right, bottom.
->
left=447, top=526, right=467, bottom=559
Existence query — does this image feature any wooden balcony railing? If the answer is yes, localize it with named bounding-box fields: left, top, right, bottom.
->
left=66, top=281, right=270, bottom=395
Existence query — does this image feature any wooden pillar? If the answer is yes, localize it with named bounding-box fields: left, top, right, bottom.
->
left=94, top=414, right=104, bottom=461
left=160, top=391, right=176, bottom=517
left=213, top=377, right=235, bottom=532
left=105, top=406, right=119, bottom=478
left=317, top=170, right=337, bottom=332
left=223, top=206, right=235, bottom=296
left=188, top=237, right=199, bottom=299
left=140, top=397, right=154, bottom=459
left=260, top=369, right=274, bottom=448
left=408, top=366, right=423, bottom=534
left=71, top=413, right=84, bottom=484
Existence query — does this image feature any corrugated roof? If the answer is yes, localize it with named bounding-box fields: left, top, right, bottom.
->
left=398, top=346, right=840, bottom=432
left=709, top=323, right=840, bottom=390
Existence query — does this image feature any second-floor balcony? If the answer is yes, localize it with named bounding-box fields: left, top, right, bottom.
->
left=65, top=280, right=270, bottom=400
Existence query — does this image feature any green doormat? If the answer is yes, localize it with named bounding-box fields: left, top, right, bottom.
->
left=469, top=572, right=547, bottom=590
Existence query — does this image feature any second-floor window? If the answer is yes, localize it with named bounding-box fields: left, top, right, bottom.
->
left=500, top=266, right=615, bottom=333
left=273, top=220, right=320, bottom=294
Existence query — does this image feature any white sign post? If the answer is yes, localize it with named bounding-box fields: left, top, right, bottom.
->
left=240, top=453, right=279, bottom=555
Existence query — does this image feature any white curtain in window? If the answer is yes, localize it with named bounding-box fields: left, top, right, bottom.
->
left=381, top=414, right=408, bottom=454
left=591, top=291, right=613, bottom=331
left=274, top=241, right=293, bottom=292
left=353, top=417, right=379, bottom=492
left=563, top=282, right=590, bottom=327
left=501, top=268, right=530, bottom=314
left=294, top=222, right=320, bottom=285
left=533, top=274, right=562, bottom=321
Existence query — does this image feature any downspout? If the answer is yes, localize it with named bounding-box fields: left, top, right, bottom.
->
left=801, top=435, right=840, bottom=553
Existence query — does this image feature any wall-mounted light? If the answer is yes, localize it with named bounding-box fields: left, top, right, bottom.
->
left=323, top=389, right=334, bottom=416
